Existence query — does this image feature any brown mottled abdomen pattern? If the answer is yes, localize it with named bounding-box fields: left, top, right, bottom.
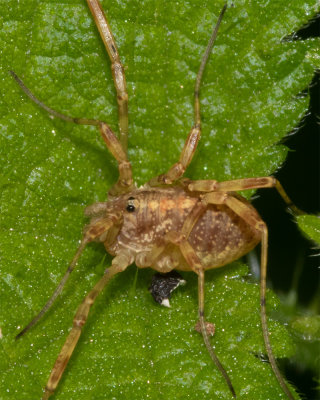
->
left=188, top=202, right=261, bottom=270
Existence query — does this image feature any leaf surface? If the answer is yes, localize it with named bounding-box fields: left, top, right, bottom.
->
left=297, top=215, right=320, bottom=245
left=1, top=0, right=319, bottom=399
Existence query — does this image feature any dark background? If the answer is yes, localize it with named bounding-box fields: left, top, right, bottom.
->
left=252, top=12, right=319, bottom=400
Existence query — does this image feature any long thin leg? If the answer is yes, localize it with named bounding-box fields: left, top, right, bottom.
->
left=188, top=176, right=304, bottom=214
left=9, top=71, right=133, bottom=195
left=203, top=192, right=295, bottom=400
left=165, top=230, right=236, bottom=398
left=98, top=123, right=133, bottom=194
left=15, top=240, right=88, bottom=340
left=197, top=268, right=237, bottom=398
left=42, top=256, right=130, bottom=400
left=86, top=0, right=129, bottom=153
left=15, top=214, right=122, bottom=339
left=149, top=4, right=227, bottom=186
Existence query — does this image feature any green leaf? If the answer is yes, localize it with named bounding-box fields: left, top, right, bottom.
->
left=1, top=0, right=319, bottom=399
left=297, top=215, right=320, bottom=245
left=291, top=315, right=320, bottom=372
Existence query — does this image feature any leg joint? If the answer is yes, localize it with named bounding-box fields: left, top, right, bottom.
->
left=165, top=231, right=186, bottom=245
left=73, top=319, right=85, bottom=328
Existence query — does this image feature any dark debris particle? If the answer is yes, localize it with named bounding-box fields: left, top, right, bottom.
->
left=148, top=271, right=186, bottom=307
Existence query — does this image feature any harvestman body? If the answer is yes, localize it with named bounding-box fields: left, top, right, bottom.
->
left=11, top=0, right=301, bottom=398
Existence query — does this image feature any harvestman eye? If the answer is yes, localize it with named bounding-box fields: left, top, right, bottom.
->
left=10, top=0, right=304, bottom=399
left=126, top=199, right=136, bottom=213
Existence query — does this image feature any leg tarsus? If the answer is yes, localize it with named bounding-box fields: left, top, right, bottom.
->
left=15, top=238, right=89, bottom=340
left=10, top=70, right=134, bottom=195
left=165, top=231, right=236, bottom=397
left=204, top=193, right=295, bottom=400
left=259, top=227, right=295, bottom=400
left=194, top=4, right=227, bottom=125
left=198, top=269, right=236, bottom=398
left=16, top=215, right=121, bottom=340
left=9, top=70, right=100, bottom=126
left=149, top=4, right=227, bottom=187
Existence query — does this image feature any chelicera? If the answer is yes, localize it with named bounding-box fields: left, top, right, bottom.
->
left=11, top=0, right=302, bottom=399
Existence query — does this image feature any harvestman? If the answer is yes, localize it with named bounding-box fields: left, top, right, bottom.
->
left=11, top=0, right=302, bottom=398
